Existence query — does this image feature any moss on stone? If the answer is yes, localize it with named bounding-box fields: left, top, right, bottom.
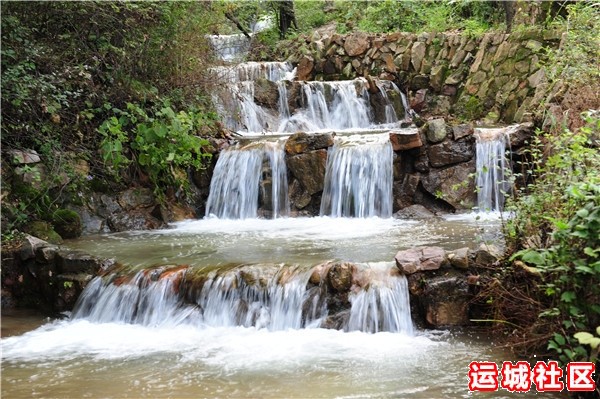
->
left=52, top=209, right=82, bottom=239
left=25, top=221, right=63, bottom=244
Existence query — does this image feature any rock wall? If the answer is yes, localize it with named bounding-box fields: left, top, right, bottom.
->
left=269, top=123, right=533, bottom=215
left=1, top=234, right=115, bottom=312
left=277, top=28, right=562, bottom=123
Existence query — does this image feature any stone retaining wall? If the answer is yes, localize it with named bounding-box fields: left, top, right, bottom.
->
left=276, top=28, right=563, bottom=123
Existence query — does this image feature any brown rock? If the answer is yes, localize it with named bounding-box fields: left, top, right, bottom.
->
left=327, top=262, right=355, bottom=292
left=423, top=276, right=469, bottom=327
left=389, top=129, right=423, bottom=151
left=284, top=132, right=334, bottom=155
left=452, top=124, right=474, bottom=140
left=395, top=246, right=447, bottom=274
left=297, top=55, right=314, bottom=81
left=287, top=149, right=328, bottom=195
left=343, top=31, right=370, bottom=56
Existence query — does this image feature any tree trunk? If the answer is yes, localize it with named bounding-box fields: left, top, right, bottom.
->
left=224, top=11, right=251, bottom=39
left=278, top=0, right=297, bottom=39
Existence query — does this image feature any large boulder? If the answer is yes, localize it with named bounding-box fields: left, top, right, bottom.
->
left=422, top=276, right=470, bottom=327
left=421, top=160, right=476, bottom=209
left=427, top=139, right=474, bottom=167
left=395, top=246, right=448, bottom=274
left=286, top=150, right=328, bottom=195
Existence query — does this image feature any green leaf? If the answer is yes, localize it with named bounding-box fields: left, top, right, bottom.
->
left=574, top=332, right=600, bottom=349
left=584, top=247, right=598, bottom=257
left=166, top=152, right=175, bottom=162
left=553, top=333, right=566, bottom=346
left=521, top=250, right=546, bottom=266
left=576, top=209, right=589, bottom=218
left=560, top=291, right=576, bottom=303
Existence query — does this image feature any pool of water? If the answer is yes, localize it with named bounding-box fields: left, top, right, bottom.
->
left=3, top=213, right=544, bottom=399
left=61, top=214, right=504, bottom=271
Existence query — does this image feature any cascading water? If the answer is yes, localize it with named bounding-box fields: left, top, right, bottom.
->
left=475, top=128, right=510, bottom=212
left=205, top=141, right=289, bottom=219
left=320, top=133, right=394, bottom=218
left=210, top=60, right=408, bottom=135
left=72, top=262, right=413, bottom=334
left=347, top=262, right=413, bottom=334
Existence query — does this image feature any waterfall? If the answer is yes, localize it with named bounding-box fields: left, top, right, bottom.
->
left=72, top=263, right=413, bottom=334
left=281, top=79, right=373, bottom=132
left=347, top=262, right=413, bottom=334
left=205, top=141, right=289, bottom=219
left=475, top=128, right=510, bottom=212
left=207, top=34, right=250, bottom=62
left=378, top=87, right=399, bottom=124
left=211, top=64, right=409, bottom=134
left=320, top=134, right=394, bottom=218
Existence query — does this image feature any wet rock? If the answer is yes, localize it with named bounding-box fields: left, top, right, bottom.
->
left=327, top=262, right=354, bottom=292
left=56, top=250, right=116, bottom=275
left=117, top=188, right=155, bottom=210
left=309, top=262, right=332, bottom=285
left=288, top=179, right=312, bottom=209
left=423, top=276, right=470, bottom=327
left=394, top=204, right=436, bottom=220
left=449, top=247, right=470, bottom=270
left=426, top=118, right=447, bottom=143
left=107, top=209, right=164, bottom=232
left=286, top=149, right=328, bottom=195
left=393, top=174, right=421, bottom=210
left=389, top=129, right=423, bottom=151
left=421, top=160, right=476, bottom=210
left=395, top=246, right=448, bottom=274
left=507, top=122, right=535, bottom=147
left=253, top=78, right=279, bottom=109
left=284, top=132, right=334, bottom=155
left=343, top=31, right=370, bottom=56
left=321, top=310, right=350, bottom=330
left=427, top=140, right=473, bottom=167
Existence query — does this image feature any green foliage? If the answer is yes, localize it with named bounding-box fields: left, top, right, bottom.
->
left=99, top=102, right=215, bottom=202
left=330, top=0, right=503, bottom=34
left=544, top=2, right=600, bottom=84
left=1, top=2, right=222, bottom=231
left=574, top=327, right=600, bottom=363
left=507, top=112, right=600, bottom=364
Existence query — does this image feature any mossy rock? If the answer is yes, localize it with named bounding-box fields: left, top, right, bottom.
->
left=52, top=209, right=82, bottom=239
left=25, top=221, right=63, bottom=244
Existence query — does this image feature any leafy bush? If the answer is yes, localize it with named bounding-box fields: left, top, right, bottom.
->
left=507, top=112, right=600, bottom=364
left=99, top=102, right=215, bottom=202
